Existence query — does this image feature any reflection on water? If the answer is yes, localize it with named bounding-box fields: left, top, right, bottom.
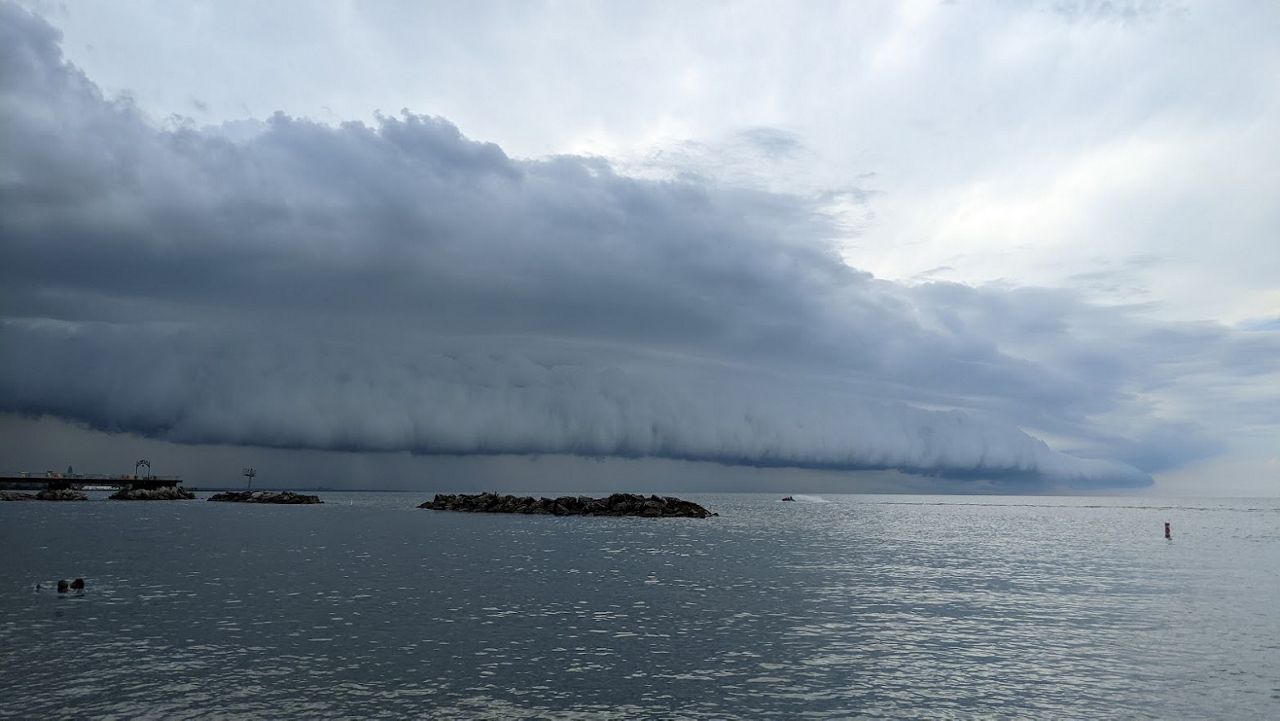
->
left=1, top=493, right=1277, bottom=718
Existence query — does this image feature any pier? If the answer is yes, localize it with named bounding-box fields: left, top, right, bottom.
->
left=0, top=471, right=183, bottom=492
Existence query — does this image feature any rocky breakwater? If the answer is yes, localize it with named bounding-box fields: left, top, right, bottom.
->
left=30, top=488, right=89, bottom=501
left=109, top=486, right=196, bottom=500
left=419, top=492, right=716, bottom=518
left=207, top=490, right=323, bottom=504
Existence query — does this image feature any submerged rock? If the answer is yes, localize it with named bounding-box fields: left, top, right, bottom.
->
left=109, top=486, right=196, bottom=501
left=418, top=492, right=716, bottom=518
left=207, top=490, right=323, bottom=504
left=35, top=488, right=88, bottom=501
left=0, top=491, right=37, bottom=501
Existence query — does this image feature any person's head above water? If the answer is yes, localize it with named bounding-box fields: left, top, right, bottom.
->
left=56, top=579, right=69, bottom=593
left=70, top=578, right=85, bottom=590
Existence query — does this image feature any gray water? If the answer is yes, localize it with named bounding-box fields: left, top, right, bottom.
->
left=1, top=493, right=1277, bottom=719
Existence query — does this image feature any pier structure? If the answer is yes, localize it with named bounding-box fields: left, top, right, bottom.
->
left=0, top=467, right=183, bottom=492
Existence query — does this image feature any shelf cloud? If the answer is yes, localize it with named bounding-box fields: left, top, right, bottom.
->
left=3, top=3, right=1275, bottom=490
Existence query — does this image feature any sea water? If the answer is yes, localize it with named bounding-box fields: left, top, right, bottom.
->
left=1, top=493, right=1277, bottom=719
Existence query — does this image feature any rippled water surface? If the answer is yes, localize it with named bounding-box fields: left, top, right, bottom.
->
left=2, top=493, right=1277, bottom=718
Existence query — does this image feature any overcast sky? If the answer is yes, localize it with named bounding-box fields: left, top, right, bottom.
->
left=2, top=0, right=1277, bottom=494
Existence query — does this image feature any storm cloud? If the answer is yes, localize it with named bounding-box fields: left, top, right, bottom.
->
left=2, top=3, right=1275, bottom=490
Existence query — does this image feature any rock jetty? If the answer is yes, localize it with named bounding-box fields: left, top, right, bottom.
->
left=35, top=488, right=88, bottom=501
left=109, top=486, right=196, bottom=500
left=0, top=491, right=36, bottom=501
left=419, top=492, right=716, bottom=518
left=207, top=490, right=323, bottom=504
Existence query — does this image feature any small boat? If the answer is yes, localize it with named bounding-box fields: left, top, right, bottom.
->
left=780, top=495, right=795, bottom=502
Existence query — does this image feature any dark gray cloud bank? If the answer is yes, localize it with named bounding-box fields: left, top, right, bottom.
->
left=2, top=3, right=1275, bottom=491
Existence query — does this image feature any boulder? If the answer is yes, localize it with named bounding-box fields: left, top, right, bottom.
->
left=207, top=490, right=323, bottom=504
left=418, top=492, right=715, bottom=518
left=109, top=486, right=196, bottom=501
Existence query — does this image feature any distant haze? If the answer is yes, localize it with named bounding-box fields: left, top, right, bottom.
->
left=1, top=1, right=1277, bottom=494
